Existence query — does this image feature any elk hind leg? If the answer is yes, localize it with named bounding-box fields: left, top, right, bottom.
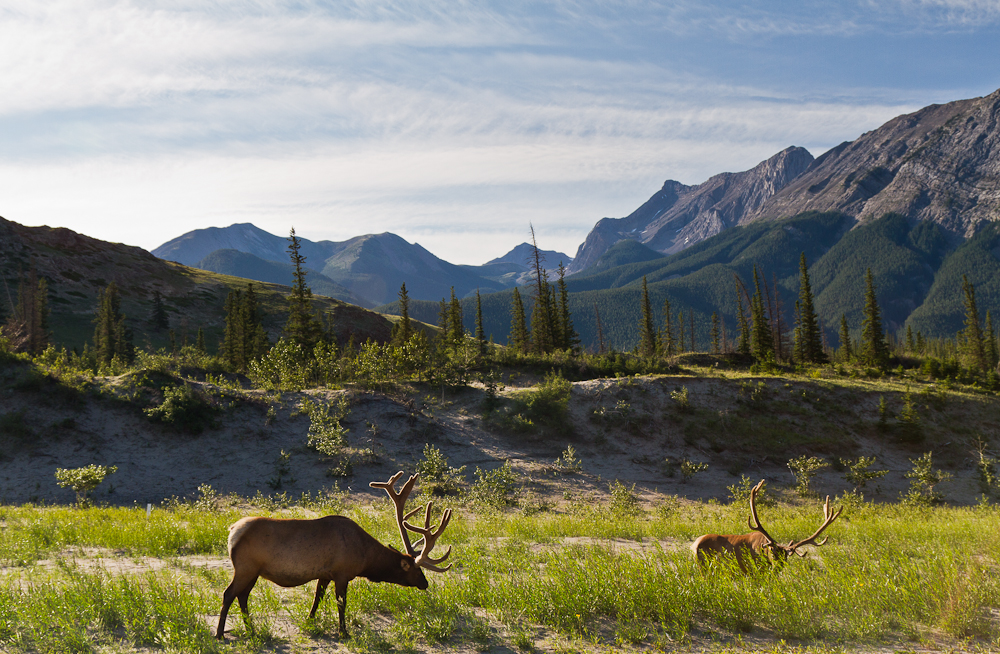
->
left=218, top=573, right=257, bottom=639
left=335, top=579, right=350, bottom=637
left=309, top=579, right=330, bottom=619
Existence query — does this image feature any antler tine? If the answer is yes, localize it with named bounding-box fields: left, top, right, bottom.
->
left=403, top=501, right=453, bottom=572
left=369, top=471, right=420, bottom=557
left=790, top=495, right=843, bottom=551
left=746, top=479, right=777, bottom=546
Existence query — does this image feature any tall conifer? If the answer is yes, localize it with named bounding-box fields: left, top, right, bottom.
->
left=859, top=269, right=889, bottom=369
left=509, top=287, right=529, bottom=353
left=283, top=227, right=323, bottom=349
left=795, top=253, right=825, bottom=364
left=638, top=276, right=657, bottom=357
left=660, top=298, right=675, bottom=356
left=961, top=275, right=986, bottom=373
left=750, top=267, right=772, bottom=360
left=93, top=282, right=132, bottom=365
left=475, top=289, right=486, bottom=355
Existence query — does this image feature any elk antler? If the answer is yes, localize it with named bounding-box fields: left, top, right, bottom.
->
left=788, top=495, right=843, bottom=555
left=370, top=471, right=422, bottom=557
left=403, top=501, right=453, bottom=572
left=746, top=479, right=778, bottom=547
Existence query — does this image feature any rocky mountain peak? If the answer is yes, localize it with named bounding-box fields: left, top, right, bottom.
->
left=567, top=146, right=813, bottom=274
left=749, top=89, right=1000, bottom=238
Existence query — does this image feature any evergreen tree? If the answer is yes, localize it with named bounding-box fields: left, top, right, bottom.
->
left=448, top=287, right=464, bottom=351
left=735, top=279, right=751, bottom=356
left=391, top=282, right=413, bottom=347
left=660, top=298, right=676, bottom=356
left=528, top=225, right=555, bottom=354
left=150, top=291, right=169, bottom=330
left=222, top=289, right=243, bottom=368
left=196, top=327, right=206, bottom=354
left=986, top=310, right=998, bottom=371
left=961, top=275, right=986, bottom=373
left=710, top=312, right=720, bottom=354
left=475, top=289, right=486, bottom=355
left=795, top=253, right=825, bottom=364
left=859, top=268, right=889, bottom=370
left=905, top=324, right=915, bottom=353
left=6, top=268, right=50, bottom=354
left=93, top=282, right=133, bottom=366
left=556, top=262, right=578, bottom=352
left=637, top=276, right=657, bottom=357
left=242, top=284, right=269, bottom=361
left=750, top=266, right=773, bottom=360
left=839, top=314, right=852, bottom=361
left=509, top=287, right=529, bottom=353
left=283, top=227, right=323, bottom=349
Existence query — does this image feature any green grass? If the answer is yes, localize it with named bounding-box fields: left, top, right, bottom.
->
left=0, top=498, right=997, bottom=653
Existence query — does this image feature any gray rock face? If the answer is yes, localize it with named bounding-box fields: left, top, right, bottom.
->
left=567, top=147, right=814, bottom=274
left=748, top=89, right=1000, bottom=239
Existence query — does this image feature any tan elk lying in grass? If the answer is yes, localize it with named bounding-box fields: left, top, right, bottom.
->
left=216, top=471, right=453, bottom=639
left=692, top=479, right=842, bottom=573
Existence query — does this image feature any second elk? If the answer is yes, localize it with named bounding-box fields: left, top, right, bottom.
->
left=692, top=479, right=842, bottom=573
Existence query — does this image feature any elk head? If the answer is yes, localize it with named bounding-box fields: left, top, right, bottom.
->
left=370, top=471, right=454, bottom=575
left=746, top=479, right=843, bottom=565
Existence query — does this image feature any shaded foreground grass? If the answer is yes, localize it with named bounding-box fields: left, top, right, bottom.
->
left=0, top=499, right=998, bottom=653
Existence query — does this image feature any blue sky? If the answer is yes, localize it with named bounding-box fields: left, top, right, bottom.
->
left=2, top=1, right=999, bottom=265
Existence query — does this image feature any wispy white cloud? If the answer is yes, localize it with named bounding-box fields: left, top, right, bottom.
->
left=0, top=0, right=994, bottom=265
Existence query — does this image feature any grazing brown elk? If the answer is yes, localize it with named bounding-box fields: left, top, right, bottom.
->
left=216, top=471, right=453, bottom=639
left=692, top=479, right=842, bottom=573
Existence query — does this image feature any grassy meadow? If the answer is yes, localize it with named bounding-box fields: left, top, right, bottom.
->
left=0, top=493, right=998, bottom=654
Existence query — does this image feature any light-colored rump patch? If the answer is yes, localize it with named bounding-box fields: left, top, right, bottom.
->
left=227, top=517, right=256, bottom=557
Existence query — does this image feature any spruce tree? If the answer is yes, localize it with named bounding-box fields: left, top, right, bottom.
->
left=961, top=275, right=986, bottom=373
left=839, top=314, right=852, bottom=361
left=7, top=268, right=50, bottom=354
left=475, top=289, right=486, bottom=355
left=150, top=291, right=169, bottom=330
left=859, top=268, right=889, bottom=370
left=448, top=287, right=464, bottom=352
left=750, top=267, right=772, bottom=360
left=556, top=262, right=578, bottom=352
left=986, top=310, right=998, bottom=371
left=283, top=227, right=322, bottom=349
left=660, top=298, right=675, bottom=356
left=242, top=284, right=269, bottom=361
left=93, top=282, right=132, bottom=366
left=528, top=225, right=555, bottom=354
left=638, top=276, right=657, bottom=357
left=735, top=279, right=751, bottom=356
left=222, top=289, right=244, bottom=369
left=392, top=282, right=413, bottom=347
left=796, top=253, right=825, bottom=364
left=509, top=287, right=529, bottom=353
left=905, top=324, right=915, bottom=353
left=196, top=327, right=206, bottom=354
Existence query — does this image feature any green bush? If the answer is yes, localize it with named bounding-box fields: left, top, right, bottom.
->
left=468, top=461, right=520, bottom=510
left=416, top=443, right=466, bottom=496
left=305, top=395, right=350, bottom=456
left=54, top=464, right=117, bottom=507
left=143, top=385, right=219, bottom=434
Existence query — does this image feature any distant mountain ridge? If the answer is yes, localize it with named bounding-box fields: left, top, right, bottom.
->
left=154, top=227, right=570, bottom=307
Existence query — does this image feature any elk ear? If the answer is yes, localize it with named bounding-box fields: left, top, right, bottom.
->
left=401, top=560, right=412, bottom=571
